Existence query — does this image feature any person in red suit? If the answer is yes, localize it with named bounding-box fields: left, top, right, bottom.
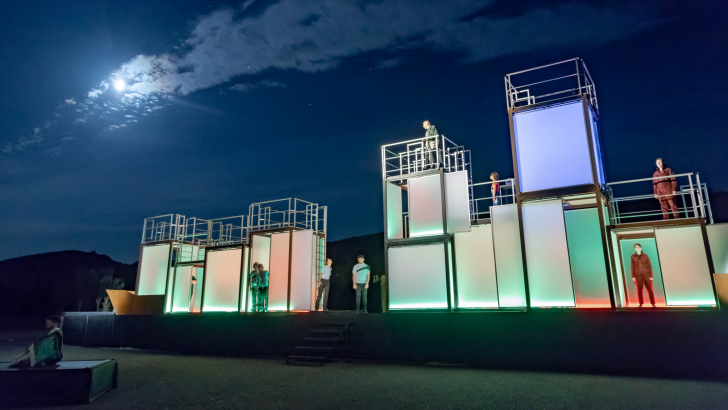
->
left=653, top=158, right=679, bottom=219
left=631, top=243, right=656, bottom=307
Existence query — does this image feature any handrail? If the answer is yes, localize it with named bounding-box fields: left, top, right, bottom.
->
left=604, top=172, right=693, bottom=186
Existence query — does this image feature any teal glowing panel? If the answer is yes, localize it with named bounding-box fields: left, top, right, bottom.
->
left=455, top=225, right=498, bottom=308
left=389, top=244, right=448, bottom=309
left=408, top=174, right=444, bottom=237
left=171, top=266, right=194, bottom=312
left=619, top=238, right=667, bottom=307
left=202, top=248, right=243, bottom=312
left=655, top=226, right=716, bottom=306
left=513, top=100, right=594, bottom=193
left=707, top=223, right=728, bottom=274
left=521, top=200, right=575, bottom=307
left=491, top=205, right=526, bottom=308
left=564, top=208, right=611, bottom=307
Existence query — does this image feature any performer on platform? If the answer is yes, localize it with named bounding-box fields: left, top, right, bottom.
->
left=630, top=243, right=656, bottom=307
left=422, top=120, right=440, bottom=169
left=490, top=171, right=501, bottom=205
left=257, top=263, right=270, bottom=312
left=352, top=255, right=371, bottom=313
left=10, top=315, right=63, bottom=368
left=315, top=258, right=333, bottom=311
left=250, top=262, right=260, bottom=312
left=653, top=158, right=680, bottom=220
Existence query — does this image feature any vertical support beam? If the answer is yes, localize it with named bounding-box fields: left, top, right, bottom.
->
left=439, top=169, right=453, bottom=311
left=596, top=192, right=616, bottom=308
left=199, top=248, right=210, bottom=313
left=286, top=226, right=294, bottom=312
left=382, top=179, right=390, bottom=311
left=582, top=96, right=600, bottom=186
left=237, top=244, right=246, bottom=313
left=507, top=110, right=522, bottom=195
left=516, top=197, right=531, bottom=309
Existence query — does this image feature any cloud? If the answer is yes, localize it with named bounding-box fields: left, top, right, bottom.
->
left=4, top=0, right=658, bottom=154
left=229, top=80, right=288, bottom=92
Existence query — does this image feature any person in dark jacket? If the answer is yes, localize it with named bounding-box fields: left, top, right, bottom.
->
left=630, top=243, right=656, bottom=307
left=653, top=158, right=679, bottom=220
left=10, top=315, right=63, bottom=367
left=422, top=120, right=440, bottom=169
left=257, top=263, right=269, bottom=312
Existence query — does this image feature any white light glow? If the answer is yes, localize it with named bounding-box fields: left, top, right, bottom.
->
left=114, top=79, right=126, bottom=91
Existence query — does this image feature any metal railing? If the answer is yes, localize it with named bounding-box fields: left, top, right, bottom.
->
left=505, top=58, right=598, bottom=111
left=141, top=214, right=185, bottom=243
left=469, top=179, right=516, bottom=220
left=248, top=198, right=327, bottom=234
left=602, top=172, right=712, bottom=225
left=381, top=135, right=473, bottom=183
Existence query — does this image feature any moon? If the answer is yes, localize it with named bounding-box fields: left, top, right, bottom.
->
left=114, top=79, right=126, bottom=91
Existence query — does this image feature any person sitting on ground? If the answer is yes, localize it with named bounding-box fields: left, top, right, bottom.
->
left=10, top=315, right=64, bottom=368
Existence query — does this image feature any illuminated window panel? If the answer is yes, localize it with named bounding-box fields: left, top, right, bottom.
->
left=521, top=200, right=575, bottom=307
left=408, top=174, right=444, bottom=237
left=290, top=230, right=315, bottom=311
left=202, top=248, right=243, bottom=312
left=564, top=208, right=611, bottom=308
left=707, top=223, right=728, bottom=274
left=386, top=182, right=404, bottom=240
left=513, top=101, right=594, bottom=193
left=455, top=225, right=499, bottom=308
left=655, top=226, right=716, bottom=306
left=388, top=244, right=449, bottom=309
left=137, top=244, right=171, bottom=296
left=268, top=232, right=291, bottom=311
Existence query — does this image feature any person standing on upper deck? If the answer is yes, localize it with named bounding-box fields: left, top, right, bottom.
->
left=490, top=172, right=501, bottom=205
left=422, top=120, right=440, bottom=169
left=653, top=158, right=679, bottom=220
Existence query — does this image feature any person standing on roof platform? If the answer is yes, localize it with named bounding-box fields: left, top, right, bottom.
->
left=653, top=158, right=680, bottom=220
left=422, top=120, right=440, bottom=169
left=490, top=172, right=501, bottom=205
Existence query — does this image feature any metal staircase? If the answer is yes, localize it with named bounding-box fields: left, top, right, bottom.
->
left=286, top=323, right=352, bottom=366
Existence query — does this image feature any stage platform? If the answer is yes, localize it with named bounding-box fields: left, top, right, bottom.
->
left=63, top=311, right=728, bottom=380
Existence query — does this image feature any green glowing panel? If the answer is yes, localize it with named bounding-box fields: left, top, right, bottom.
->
left=455, top=225, right=499, bottom=308
left=619, top=238, right=667, bottom=307
left=564, top=208, right=611, bottom=308
left=491, top=205, right=527, bottom=308
left=202, top=248, right=243, bottom=312
left=707, top=223, right=728, bottom=274
left=171, top=266, right=194, bottom=312
left=388, top=244, right=448, bottom=309
left=137, top=244, right=171, bottom=295
left=655, top=226, right=716, bottom=306
left=521, top=200, right=575, bottom=307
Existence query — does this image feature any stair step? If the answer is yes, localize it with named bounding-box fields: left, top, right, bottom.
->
left=310, top=329, right=346, bottom=335
left=300, top=337, right=339, bottom=343
left=295, top=346, right=337, bottom=351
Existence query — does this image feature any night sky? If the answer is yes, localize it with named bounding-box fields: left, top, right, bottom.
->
left=1, top=0, right=726, bottom=263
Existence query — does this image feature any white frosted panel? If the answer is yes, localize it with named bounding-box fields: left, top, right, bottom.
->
left=171, top=266, right=193, bottom=312
left=250, top=235, right=271, bottom=269
left=202, top=248, right=242, bottom=312
left=445, top=170, right=472, bottom=234
left=514, top=101, right=594, bottom=192
left=137, top=244, right=170, bottom=295
left=707, top=223, right=728, bottom=274
left=387, top=183, right=404, bottom=240
left=491, top=205, right=527, bottom=307
left=191, top=268, right=203, bottom=312
left=522, top=200, right=575, bottom=307
left=268, top=232, right=291, bottom=311
left=455, top=225, right=498, bottom=308
left=655, top=226, right=716, bottom=306
left=290, top=230, right=314, bottom=311
left=389, top=244, right=448, bottom=309
left=408, top=174, right=444, bottom=237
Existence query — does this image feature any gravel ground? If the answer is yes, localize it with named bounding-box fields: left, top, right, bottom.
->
left=2, top=330, right=728, bottom=409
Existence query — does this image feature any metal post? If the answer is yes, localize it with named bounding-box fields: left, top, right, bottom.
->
left=696, top=173, right=706, bottom=220
left=688, top=175, right=698, bottom=218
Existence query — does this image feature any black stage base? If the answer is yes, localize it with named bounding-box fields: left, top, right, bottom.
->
left=0, top=359, right=118, bottom=407
left=63, top=311, right=728, bottom=380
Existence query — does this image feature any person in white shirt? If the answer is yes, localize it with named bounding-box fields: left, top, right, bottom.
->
left=352, top=255, right=371, bottom=313
left=315, top=258, right=333, bottom=311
